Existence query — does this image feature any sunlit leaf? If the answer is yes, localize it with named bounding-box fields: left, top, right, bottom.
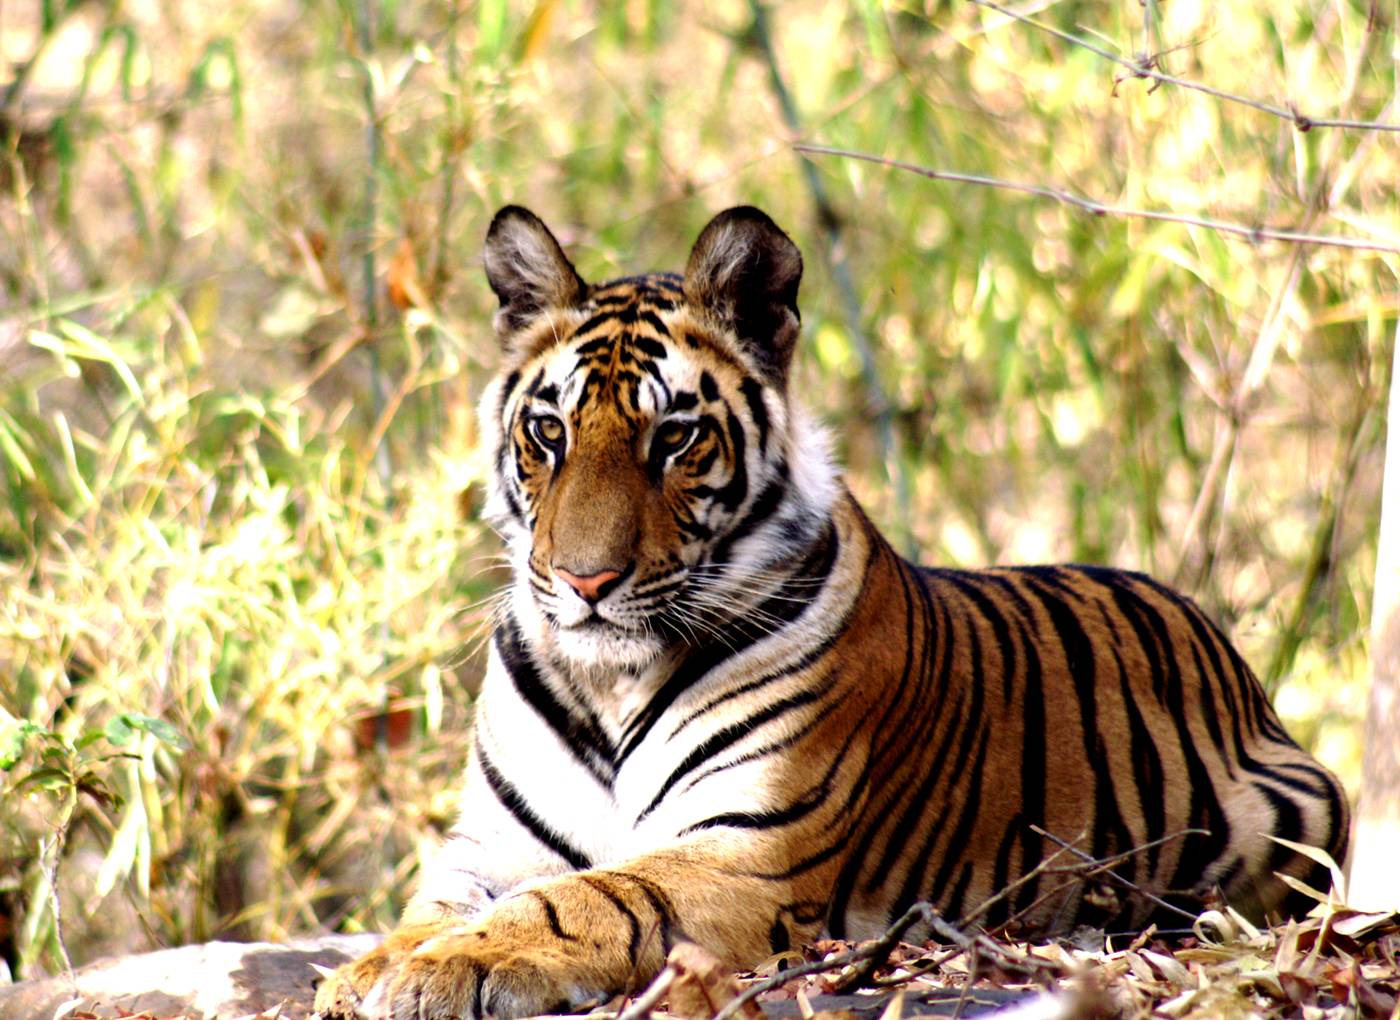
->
left=0, top=719, right=45, bottom=771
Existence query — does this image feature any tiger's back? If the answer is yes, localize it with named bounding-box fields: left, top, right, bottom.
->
left=812, top=530, right=1347, bottom=936
left=315, top=206, right=1348, bottom=1020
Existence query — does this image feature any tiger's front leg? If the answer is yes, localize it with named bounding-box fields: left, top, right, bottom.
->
left=317, top=850, right=809, bottom=1020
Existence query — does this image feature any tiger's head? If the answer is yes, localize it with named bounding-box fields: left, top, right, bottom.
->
left=478, top=206, right=839, bottom=671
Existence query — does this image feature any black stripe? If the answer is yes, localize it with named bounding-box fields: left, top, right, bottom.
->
left=1186, top=640, right=1239, bottom=775
left=681, top=792, right=826, bottom=833
left=710, top=474, right=788, bottom=564
left=636, top=689, right=822, bottom=823
left=633, top=330, right=669, bottom=356
left=936, top=573, right=1019, bottom=701
left=887, top=649, right=980, bottom=914
left=1114, top=638, right=1166, bottom=873
left=496, top=618, right=617, bottom=787
left=944, top=861, right=975, bottom=924
left=476, top=744, right=591, bottom=870
left=769, top=918, right=790, bottom=953
left=1110, top=586, right=1232, bottom=889
left=1003, top=606, right=1047, bottom=910
left=578, top=874, right=642, bottom=966
left=679, top=692, right=845, bottom=797
left=670, top=584, right=845, bottom=735
left=924, top=724, right=992, bottom=908
left=740, top=377, right=770, bottom=454
left=986, top=820, right=1024, bottom=927
left=742, top=548, right=886, bottom=890
left=622, top=526, right=838, bottom=762
left=472, top=964, right=489, bottom=1020
left=573, top=315, right=620, bottom=341
left=1023, top=576, right=1134, bottom=861
left=613, top=872, right=676, bottom=955
left=828, top=549, right=942, bottom=936
left=709, top=408, right=748, bottom=510
left=527, top=891, right=578, bottom=941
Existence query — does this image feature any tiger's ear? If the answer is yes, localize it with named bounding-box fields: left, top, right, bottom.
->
left=483, top=206, right=588, bottom=342
left=684, top=207, right=803, bottom=380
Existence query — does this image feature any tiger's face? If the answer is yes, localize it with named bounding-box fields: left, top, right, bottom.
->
left=479, top=207, right=837, bottom=670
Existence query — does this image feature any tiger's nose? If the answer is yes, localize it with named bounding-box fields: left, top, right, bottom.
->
left=554, top=566, right=626, bottom=604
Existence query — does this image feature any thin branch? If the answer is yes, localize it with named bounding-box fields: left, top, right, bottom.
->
left=793, top=145, right=1400, bottom=256
left=1028, top=825, right=1204, bottom=924
left=831, top=901, right=955, bottom=994
left=714, top=904, right=1064, bottom=1020
left=616, top=965, right=676, bottom=1020
left=969, top=0, right=1400, bottom=134
left=711, top=937, right=884, bottom=1020
left=954, top=840, right=1082, bottom=932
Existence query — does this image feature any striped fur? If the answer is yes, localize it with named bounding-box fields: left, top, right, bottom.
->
left=315, top=207, right=1349, bottom=1020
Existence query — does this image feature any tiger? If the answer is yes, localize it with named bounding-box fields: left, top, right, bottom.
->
left=314, top=205, right=1350, bottom=1020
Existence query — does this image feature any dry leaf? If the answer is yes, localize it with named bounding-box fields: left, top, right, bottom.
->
left=386, top=237, right=429, bottom=312
left=1141, top=948, right=1194, bottom=988
left=875, top=986, right=905, bottom=1020
left=1333, top=911, right=1399, bottom=940
left=666, top=941, right=762, bottom=1020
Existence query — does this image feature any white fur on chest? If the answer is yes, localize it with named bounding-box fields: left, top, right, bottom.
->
left=473, top=647, right=784, bottom=865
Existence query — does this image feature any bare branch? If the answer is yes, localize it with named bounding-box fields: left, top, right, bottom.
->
left=793, top=145, right=1400, bottom=256
left=969, top=0, right=1400, bottom=134
left=1028, top=825, right=1203, bottom=924
left=710, top=938, right=877, bottom=1020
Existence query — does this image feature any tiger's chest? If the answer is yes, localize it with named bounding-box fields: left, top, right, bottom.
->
left=473, top=644, right=785, bottom=865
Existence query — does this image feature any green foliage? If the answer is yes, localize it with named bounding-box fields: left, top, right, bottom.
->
left=0, top=707, right=187, bottom=974
left=0, top=0, right=1392, bottom=981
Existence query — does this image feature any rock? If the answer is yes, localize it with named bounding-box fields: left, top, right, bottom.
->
left=0, top=933, right=382, bottom=1020
left=0, top=937, right=1048, bottom=1020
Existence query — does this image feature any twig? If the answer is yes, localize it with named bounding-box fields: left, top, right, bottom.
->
left=715, top=903, right=1064, bottom=1017
left=351, top=0, right=393, bottom=483
left=969, top=0, right=1400, bottom=134
left=712, top=935, right=888, bottom=1020
left=1171, top=3, right=1375, bottom=585
left=793, top=145, right=1400, bottom=256
left=832, top=901, right=954, bottom=994
left=955, top=840, right=1083, bottom=930
left=1029, top=825, right=1203, bottom=924
left=953, top=828, right=1205, bottom=943
left=952, top=944, right=977, bottom=1020
left=925, top=912, right=1063, bottom=979
left=40, top=831, right=77, bottom=990
left=616, top=965, right=676, bottom=1020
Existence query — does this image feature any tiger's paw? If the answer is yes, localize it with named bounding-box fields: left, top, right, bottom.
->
left=317, top=926, right=594, bottom=1020
left=371, top=931, right=585, bottom=1020
left=312, top=924, right=445, bottom=1019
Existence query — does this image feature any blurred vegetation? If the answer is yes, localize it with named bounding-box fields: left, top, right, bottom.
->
left=0, top=0, right=1394, bottom=984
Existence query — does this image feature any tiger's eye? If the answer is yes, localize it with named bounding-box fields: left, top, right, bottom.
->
left=655, top=421, right=694, bottom=452
left=532, top=416, right=565, bottom=445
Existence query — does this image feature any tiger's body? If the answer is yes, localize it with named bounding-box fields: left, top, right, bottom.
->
left=315, top=207, right=1349, bottom=1020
